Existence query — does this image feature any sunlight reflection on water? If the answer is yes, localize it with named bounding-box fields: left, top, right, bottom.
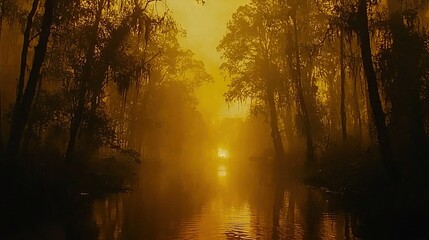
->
left=174, top=164, right=256, bottom=240
left=174, top=201, right=255, bottom=240
left=94, top=161, right=355, bottom=240
left=217, top=165, right=227, bottom=178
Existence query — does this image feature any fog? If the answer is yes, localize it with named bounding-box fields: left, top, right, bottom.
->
left=1, top=0, right=429, bottom=239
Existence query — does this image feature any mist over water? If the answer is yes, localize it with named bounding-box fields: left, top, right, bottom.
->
left=1, top=0, right=429, bottom=239
left=94, top=154, right=353, bottom=240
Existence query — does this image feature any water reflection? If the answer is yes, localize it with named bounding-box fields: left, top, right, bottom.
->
left=218, top=165, right=228, bottom=178
left=0, top=159, right=358, bottom=239
left=94, top=195, right=124, bottom=240
left=0, top=191, right=99, bottom=240
left=93, top=160, right=356, bottom=240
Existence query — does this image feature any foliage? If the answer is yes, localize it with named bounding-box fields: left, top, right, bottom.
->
left=0, top=0, right=211, bottom=168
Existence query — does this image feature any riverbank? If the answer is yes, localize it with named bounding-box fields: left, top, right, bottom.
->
left=304, top=146, right=389, bottom=194
left=0, top=152, right=139, bottom=239
left=304, top=146, right=429, bottom=239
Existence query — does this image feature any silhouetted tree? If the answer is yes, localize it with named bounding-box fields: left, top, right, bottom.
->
left=218, top=1, right=286, bottom=161
left=382, top=0, right=428, bottom=168
left=281, top=0, right=329, bottom=162
left=340, top=20, right=347, bottom=142
left=15, top=0, right=39, bottom=106
left=356, top=0, right=399, bottom=180
left=289, top=4, right=315, bottom=162
left=64, top=2, right=154, bottom=162
left=7, top=0, right=56, bottom=159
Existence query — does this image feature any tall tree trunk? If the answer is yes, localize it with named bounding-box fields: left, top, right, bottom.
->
left=16, top=0, right=40, bottom=105
left=292, top=11, right=315, bottom=163
left=387, top=0, right=427, bottom=166
left=64, top=0, right=104, bottom=162
left=267, top=86, right=286, bottom=161
left=340, top=29, right=347, bottom=141
left=65, top=97, right=85, bottom=162
left=281, top=99, right=295, bottom=151
left=352, top=59, right=362, bottom=146
left=22, top=76, right=43, bottom=156
left=326, top=71, right=337, bottom=136
left=7, top=0, right=55, bottom=159
left=357, top=0, right=399, bottom=180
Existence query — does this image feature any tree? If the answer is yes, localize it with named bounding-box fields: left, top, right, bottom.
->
left=218, top=1, right=286, bottom=161
left=288, top=4, right=315, bottom=162
left=281, top=0, right=329, bottom=162
left=63, top=0, right=112, bottom=162
left=7, top=0, right=56, bottom=159
left=356, top=0, right=399, bottom=180
left=382, top=0, right=428, bottom=167
left=15, top=0, right=39, bottom=106
left=340, top=19, right=347, bottom=142
left=63, top=1, right=155, bottom=162
left=110, top=21, right=212, bottom=157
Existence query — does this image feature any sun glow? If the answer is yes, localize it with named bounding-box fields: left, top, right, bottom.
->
left=217, top=165, right=227, bottom=177
left=217, top=147, right=229, bottom=159
left=168, top=0, right=250, bottom=120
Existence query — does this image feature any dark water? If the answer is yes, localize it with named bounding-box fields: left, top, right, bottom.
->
left=92, top=160, right=355, bottom=240
left=3, top=156, right=429, bottom=239
left=0, top=157, right=362, bottom=239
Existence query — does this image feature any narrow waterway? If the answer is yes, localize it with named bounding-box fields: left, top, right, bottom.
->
left=93, top=157, right=355, bottom=240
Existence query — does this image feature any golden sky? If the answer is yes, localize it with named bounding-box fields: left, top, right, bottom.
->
left=167, top=0, right=250, bottom=121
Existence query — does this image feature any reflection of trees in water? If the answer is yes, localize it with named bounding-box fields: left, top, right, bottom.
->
left=271, top=183, right=284, bottom=240
left=267, top=176, right=357, bottom=240
left=63, top=198, right=99, bottom=240
left=92, top=165, right=359, bottom=240
left=270, top=179, right=301, bottom=240
left=94, top=194, right=124, bottom=240
left=0, top=193, right=98, bottom=240
left=302, top=190, right=323, bottom=240
left=94, top=167, right=216, bottom=239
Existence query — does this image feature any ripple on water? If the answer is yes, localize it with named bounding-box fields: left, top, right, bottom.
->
left=170, top=199, right=258, bottom=240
